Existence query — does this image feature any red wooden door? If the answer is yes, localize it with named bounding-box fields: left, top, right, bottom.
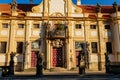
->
left=31, top=51, right=37, bottom=67
left=53, top=47, right=63, bottom=67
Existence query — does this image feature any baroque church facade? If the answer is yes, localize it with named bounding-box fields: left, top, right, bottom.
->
left=0, top=0, right=120, bottom=71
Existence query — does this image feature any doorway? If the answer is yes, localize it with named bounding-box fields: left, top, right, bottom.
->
left=52, top=47, right=63, bottom=67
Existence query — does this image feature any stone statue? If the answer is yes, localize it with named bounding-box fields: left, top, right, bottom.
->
left=11, top=0, right=17, bottom=12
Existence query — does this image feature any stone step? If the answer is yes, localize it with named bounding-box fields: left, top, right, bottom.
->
left=24, top=68, right=36, bottom=72
left=49, top=67, right=67, bottom=72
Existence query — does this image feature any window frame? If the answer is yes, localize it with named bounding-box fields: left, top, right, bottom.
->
left=91, top=42, right=98, bottom=53
left=90, top=25, right=96, bottom=29
left=33, top=24, right=40, bottom=29
left=0, top=42, right=7, bottom=53
left=75, top=24, right=82, bottom=29
left=16, top=42, right=23, bottom=53
left=18, top=24, right=24, bottom=28
left=2, top=23, right=9, bottom=28
left=104, top=25, right=110, bottom=29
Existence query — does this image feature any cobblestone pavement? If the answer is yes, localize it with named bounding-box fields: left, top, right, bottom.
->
left=0, top=70, right=120, bottom=80
left=0, top=77, right=120, bottom=80
left=0, top=74, right=120, bottom=80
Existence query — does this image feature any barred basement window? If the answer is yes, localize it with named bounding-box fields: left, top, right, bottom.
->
left=106, top=42, right=112, bottom=53
left=17, top=42, right=23, bottom=53
left=90, top=25, right=96, bottom=29
left=33, top=24, right=40, bottom=28
left=75, top=24, right=82, bottom=29
left=0, top=42, right=7, bottom=53
left=91, top=42, right=98, bottom=53
left=18, top=24, right=24, bottom=28
left=2, top=23, right=8, bottom=28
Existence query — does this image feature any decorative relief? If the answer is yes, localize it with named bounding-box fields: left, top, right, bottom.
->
left=90, top=31, right=97, bottom=36
left=32, top=5, right=41, bottom=13
left=49, top=0, right=65, bottom=14
left=50, top=12, right=64, bottom=17
left=75, top=31, right=83, bottom=36
left=74, top=7, right=82, bottom=13
left=16, top=30, right=24, bottom=36
left=52, top=39, right=63, bottom=48
left=1, top=30, right=8, bottom=36
left=32, top=30, right=39, bottom=36
left=90, top=55, right=98, bottom=62
left=0, top=55, right=5, bottom=62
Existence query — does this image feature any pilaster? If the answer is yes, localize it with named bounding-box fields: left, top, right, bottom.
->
left=24, top=20, right=31, bottom=69
left=97, top=12, right=104, bottom=70
left=67, top=21, right=73, bottom=69
left=46, top=40, right=51, bottom=69
left=9, top=20, right=16, bottom=52
left=67, top=0, right=72, bottom=17
left=43, top=0, right=48, bottom=16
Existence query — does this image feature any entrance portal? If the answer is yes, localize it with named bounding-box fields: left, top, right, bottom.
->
left=53, top=47, right=63, bottom=67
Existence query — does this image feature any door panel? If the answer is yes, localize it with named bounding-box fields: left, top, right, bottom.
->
left=31, top=51, right=38, bottom=67
left=76, top=51, right=79, bottom=67
left=53, top=47, right=63, bottom=67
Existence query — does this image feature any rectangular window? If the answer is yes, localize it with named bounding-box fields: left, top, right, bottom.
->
left=33, top=24, right=40, bottom=28
left=106, top=42, right=112, bottom=53
left=90, top=25, right=96, bottom=29
left=17, top=42, right=23, bottom=53
left=91, top=42, right=98, bottom=53
left=75, top=24, right=82, bottom=29
left=0, top=42, right=7, bottom=53
left=2, top=23, right=8, bottom=28
left=105, top=25, right=110, bottom=29
left=18, top=24, right=24, bottom=28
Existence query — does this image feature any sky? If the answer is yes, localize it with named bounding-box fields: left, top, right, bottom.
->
left=0, top=0, right=120, bottom=6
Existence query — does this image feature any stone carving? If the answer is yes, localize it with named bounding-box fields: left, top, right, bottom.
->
left=52, top=39, right=63, bottom=47
left=11, top=0, right=17, bottom=12
left=50, top=12, right=64, bottom=17
left=74, top=6, right=82, bottom=13
left=32, top=5, right=41, bottom=13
